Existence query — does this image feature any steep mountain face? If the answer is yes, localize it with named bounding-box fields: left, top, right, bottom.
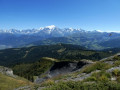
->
left=0, top=25, right=120, bottom=50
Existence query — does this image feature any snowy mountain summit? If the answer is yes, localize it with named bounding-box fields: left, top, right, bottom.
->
left=45, top=25, right=56, bottom=29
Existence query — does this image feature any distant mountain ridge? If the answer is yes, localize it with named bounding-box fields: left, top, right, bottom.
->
left=0, top=25, right=120, bottom=50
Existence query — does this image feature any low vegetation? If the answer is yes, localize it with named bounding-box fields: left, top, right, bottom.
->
left=42, top=81, right=120, bottom=90
left=81, top=62, right=112, bottom=73
left=84, top=71, right=111, bottom=82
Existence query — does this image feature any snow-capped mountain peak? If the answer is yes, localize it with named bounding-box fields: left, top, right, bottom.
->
left=45, top=25, right=56, bottom=29
left=69, top=28, right=74, bottom=31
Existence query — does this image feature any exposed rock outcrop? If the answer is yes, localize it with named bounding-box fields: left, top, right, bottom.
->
left=34, top=60, right=94, bottom=84
left=0, top=66, right=15, bottom=77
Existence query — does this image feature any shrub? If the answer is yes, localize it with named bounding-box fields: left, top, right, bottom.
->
left=113, top=56, right=120, bottom=61
left=117, top=76, right=120, bottom=83
left=114, top=61, right=120, bottom=66
left=34, top=85, right=40, bottom=90
left=112, top=69, right=120, bottom=77
left=84, top=76, right=97, bottom=81
left=40, top=79, right=55, bottom=87
left=99, top=75, right=109, bottom=82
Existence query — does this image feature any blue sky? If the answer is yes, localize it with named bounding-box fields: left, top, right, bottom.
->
left=0, top=0, right=120, bottom=31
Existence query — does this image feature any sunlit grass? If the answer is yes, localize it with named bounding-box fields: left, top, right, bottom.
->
left=0, top=73, right=33, bottom=90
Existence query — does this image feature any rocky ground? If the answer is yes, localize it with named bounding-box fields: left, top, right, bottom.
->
left=12, top=53, right=120, bottom=90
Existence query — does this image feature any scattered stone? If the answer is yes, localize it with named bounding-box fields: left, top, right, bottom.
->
left=104, top=61, right=114, bottom=65
left=111, top=77, right=116, bottom=81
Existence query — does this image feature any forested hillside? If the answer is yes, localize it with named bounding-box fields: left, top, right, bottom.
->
left=0, top=44, right=114, bottom=67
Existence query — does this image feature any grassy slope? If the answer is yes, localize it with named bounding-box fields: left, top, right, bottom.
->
left=0, top=73, right=33, bottom=90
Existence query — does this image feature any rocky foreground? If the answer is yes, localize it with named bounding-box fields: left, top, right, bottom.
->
left=13, top=53, right=120, bottom=90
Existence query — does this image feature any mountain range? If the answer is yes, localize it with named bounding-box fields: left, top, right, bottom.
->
left=0, top=25, right=120, bottom=50
left=0, top=25, right=88, bottom=35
